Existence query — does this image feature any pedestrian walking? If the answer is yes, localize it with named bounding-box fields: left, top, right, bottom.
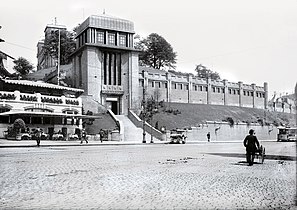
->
left=207, top=132, right=210, bottom=142
left=99, top=129, right=104, bottom=143
left=35, top=127, right=42, bottom=147
left=80, top=128, right=88, bottom=144
left=243, top=129, right=260, bottom=166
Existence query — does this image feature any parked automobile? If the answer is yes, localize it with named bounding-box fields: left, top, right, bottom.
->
left=52, top=133, right=65, bottom=141
left=277, top=126, right=297, bottom=141
left=169, top=129, right=187, bottom=144
left=68, top=133, right=79, bottom=141
left=20, top=132, right=31, bottom=140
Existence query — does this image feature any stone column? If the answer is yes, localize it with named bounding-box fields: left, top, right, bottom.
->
left=207, top=78, right=212, bottom=104
left=251, top=83, right=256, bottom=108
left=166, top=72, right=171, bottom=103
left=238, top=81, right=243, bottom=107
left=223, top=79, right=228, bottom=106
left=188, top=75, right=192, bottom=103
left=264, top=82, right=268, bottom=109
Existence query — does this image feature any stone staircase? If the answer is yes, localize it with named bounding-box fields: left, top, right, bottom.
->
left=116, top=115, right=153, bottom=142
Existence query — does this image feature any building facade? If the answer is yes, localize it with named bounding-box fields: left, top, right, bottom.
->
left=0, top=78, right=84, bottom=139
left=72, top=15, right=140, bottom=115
left=139, top=67, right=268, bottom=109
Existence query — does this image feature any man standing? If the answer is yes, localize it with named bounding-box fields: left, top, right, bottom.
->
left=99, top=129, right=104, bottom=143
left=80, top=128, right=88, bottom=144
left=243, top=129, right=260, bottom=166
left=207, top=132, right=210, bottom=142
left=35, top=127, right=42, bottom=147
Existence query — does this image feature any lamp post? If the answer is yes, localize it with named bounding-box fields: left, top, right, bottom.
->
left=57, top=29, right=61, bottom=86
left=150, top=113, right=154, bottom=143
left=142, top=69, right=146, bottom=143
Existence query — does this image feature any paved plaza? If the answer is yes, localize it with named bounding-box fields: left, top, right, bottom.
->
left=0, top=141, right=296, bottom=209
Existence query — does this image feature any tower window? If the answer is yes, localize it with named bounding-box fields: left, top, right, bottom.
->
left=108, top=33, right=116, bottom=45
left=97, top=31, right=104, bottom=44
left=119, top=34, right=126, bottom=47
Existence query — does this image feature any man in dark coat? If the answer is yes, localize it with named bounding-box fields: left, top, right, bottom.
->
left=243, top=129, right=260, bottom=166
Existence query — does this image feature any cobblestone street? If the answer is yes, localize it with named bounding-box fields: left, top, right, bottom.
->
left=0, top=142, right=296, bottom=209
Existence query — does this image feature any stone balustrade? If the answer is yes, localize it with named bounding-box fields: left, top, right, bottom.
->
left=0, top=90, right=82, bottom=106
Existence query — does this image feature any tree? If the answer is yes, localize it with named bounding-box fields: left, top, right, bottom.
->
left=195, top=64, right=221, bottom=80
left=43, top=30, right=76, bottom=65
left=13, top=57, right=34, bottom=76
left=136, top=33, right=177, bottom=69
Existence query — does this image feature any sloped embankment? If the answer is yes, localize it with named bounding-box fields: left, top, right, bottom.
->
left=152, top=103, right=296, bottom=130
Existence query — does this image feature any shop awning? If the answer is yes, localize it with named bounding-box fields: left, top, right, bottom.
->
left=0, top=111, right=101, bottom=119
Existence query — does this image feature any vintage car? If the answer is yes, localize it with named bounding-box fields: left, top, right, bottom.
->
left=169, top=129, right=187, bottom=144
left=68, top=133, right=79, bottom=141
left=20, top=132, right=31, bottom=140
left=52, top=133, right=65, bottom=141
left=277, top=126, right=297, bottom=141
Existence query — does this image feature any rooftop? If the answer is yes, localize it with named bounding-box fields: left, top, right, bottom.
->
left=1, top=78, right=84, bottom=93
left=76, top=14, right=134, bottom=36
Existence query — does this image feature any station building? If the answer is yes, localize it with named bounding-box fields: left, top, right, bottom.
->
left=71, top=15, right=140, bottom=115
left=71, top=14, right=268, bottom=115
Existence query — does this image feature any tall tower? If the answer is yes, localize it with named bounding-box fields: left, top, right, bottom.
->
left=72, top=14, right=139, bottom=115
left=37, top=23, right=66, bottom=70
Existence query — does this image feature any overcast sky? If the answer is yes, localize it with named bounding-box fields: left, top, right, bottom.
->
left=1, top=0, right=296, bottom=98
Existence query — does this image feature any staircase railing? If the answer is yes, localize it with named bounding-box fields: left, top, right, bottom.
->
left=107, top=109, right=124, bottom=141
left=128, top=109, right=164, bottom=141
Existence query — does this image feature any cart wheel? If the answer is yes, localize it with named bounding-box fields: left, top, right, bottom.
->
left=261, top=147, right=265, bottom=163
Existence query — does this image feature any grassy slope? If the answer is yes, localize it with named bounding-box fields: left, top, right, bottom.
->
left=152, top=103, right=296, bottom=130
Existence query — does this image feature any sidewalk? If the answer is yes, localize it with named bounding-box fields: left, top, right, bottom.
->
left=0, top=138, right=168, bottom=148
left=0, top=138, right=275, bottom=148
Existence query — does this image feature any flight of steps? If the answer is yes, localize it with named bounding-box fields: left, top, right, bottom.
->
left=116, top=115, right=153, bottom=142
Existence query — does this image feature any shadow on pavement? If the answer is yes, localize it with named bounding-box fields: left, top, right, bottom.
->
left=207, top=153, right=296, bottom=161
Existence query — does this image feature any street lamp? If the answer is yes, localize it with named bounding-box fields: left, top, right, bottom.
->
left=150, top=113, right=154, bottom=143
left=57, top=29, right=61, bottom=86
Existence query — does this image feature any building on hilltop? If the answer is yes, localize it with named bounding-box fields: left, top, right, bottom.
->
left=71, top=14, right=139, bottom=115
left=268, top=92, right=296, bottom=114
left=139, top=66, right=268, bottom=109
left=36, top=14, right=270, bottom=116
left=37, top=24, right=67, bottom=70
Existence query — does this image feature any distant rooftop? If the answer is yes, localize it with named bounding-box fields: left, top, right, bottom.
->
left=76, top=14, right=134, bottom=36
left=44, top=24, right=67, bottom=32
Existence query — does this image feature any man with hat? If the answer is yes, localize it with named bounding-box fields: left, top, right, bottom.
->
left=243, top=129, right=260, bottom=166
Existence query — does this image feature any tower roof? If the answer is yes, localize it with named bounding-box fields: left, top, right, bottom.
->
left=76, top=14, right=134, bottom=36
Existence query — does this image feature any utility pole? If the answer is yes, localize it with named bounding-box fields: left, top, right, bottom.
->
left=57, top=29, right=60, bottom=85
left=142, top=69, right=146, bottom=143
